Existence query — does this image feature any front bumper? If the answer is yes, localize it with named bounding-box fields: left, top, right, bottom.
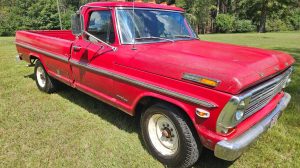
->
left=214, top=93, right=291, bottom=161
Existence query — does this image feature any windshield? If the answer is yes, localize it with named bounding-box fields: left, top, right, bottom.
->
left=116, top=9, right=197, bottom=44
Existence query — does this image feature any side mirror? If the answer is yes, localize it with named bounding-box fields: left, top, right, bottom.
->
left=71, top=13, right=82, bottom=36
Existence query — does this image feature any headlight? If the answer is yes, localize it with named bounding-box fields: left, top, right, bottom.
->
left=235, top=110, right=244, bottom=121
left=235, top=101, right=246, bottom=121
left=216, top=97, right=250, bottom=134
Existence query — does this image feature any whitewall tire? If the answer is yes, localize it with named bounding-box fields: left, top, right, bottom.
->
left=141, top=103, right=201, bottom=168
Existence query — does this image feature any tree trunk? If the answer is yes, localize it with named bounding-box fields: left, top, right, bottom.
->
left=217, top=0, right=220, bottom=15
left=258, top=0, right=268, bottom=33
left=195, top=24, right=199, bottom=34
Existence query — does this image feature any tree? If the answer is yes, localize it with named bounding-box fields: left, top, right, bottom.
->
left=176, top=0, right=214, bottom=34
left=237, top=0, right=299, bottom=32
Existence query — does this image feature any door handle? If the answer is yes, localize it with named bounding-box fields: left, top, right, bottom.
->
left=73, top=45, right=82, bottom=52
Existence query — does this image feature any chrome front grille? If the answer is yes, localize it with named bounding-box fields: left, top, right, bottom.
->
left=242, top=67, right=293, bottom=119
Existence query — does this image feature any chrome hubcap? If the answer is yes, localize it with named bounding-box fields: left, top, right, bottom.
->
left=148, top=114, right=179, bottom=156
left=36, top=66, right=46, bottom=88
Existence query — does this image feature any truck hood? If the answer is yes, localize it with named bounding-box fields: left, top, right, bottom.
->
left=121, top=40, right=295, bottom=94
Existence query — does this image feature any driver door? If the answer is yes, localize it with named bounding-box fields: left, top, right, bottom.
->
left=71, top=9, right=116, bottom=100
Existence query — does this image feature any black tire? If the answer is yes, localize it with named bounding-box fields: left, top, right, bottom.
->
left=34, top=60, right=56, bottom=93
left=140, top=103, right=201, bottom=168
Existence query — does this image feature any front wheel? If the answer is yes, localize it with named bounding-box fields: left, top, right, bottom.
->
left=140, top=103, right=200, bottom=168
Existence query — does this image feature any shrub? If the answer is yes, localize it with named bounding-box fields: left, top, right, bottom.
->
left=215, top=14, right=235, bottom=33
left=266, top=19, right=289, bottom=32
left=287, top=12, right=300, bottom=30
left=233, top=19, right=255, bottom=33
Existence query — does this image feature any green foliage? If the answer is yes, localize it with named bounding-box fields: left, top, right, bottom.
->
left=0, top=0, right=78, bottom=36
left=233, top=19, right=256, bottom=33
left=215, top=14, right=235, bottom=33
left=287, top=9, right=300, bottom=30
left=28, top=0, right=60, bottom=30
left=61, top=8, right=75, bottom=30
left=180, top=0, right=214, bottom=33
left=266, top=19, right=290, bottom=32
left=236, top=0, right=299, bottom=33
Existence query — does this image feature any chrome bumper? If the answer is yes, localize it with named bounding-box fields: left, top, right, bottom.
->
left=214, top=93, right=291, bottom=161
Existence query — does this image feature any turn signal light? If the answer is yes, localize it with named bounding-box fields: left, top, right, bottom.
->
left=199, top=78, right=219, bottom=87
left=196, top=108, right=210, bottom=118
left=221, top=127, right=236, bottom=135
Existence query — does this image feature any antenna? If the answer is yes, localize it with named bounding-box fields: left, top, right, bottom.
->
left=132, top=0, right=137, bottom=50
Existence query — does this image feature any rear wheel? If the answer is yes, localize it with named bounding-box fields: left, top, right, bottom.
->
left=34, top=60, right=56, bottom=93
left=140, top=103, right=200, bottom=168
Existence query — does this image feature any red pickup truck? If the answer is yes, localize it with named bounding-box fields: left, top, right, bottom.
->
left=15, top=2, right=295, bottom=168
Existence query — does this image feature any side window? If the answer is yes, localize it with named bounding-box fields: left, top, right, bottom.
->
left=87, top=10, right=115, bottom=44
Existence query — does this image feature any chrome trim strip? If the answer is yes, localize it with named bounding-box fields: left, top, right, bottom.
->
left=69, top=59, right=216, bottom=108
left=214, top=93, right=291, bottom=161
left=116, top=7, right=184, bottom=13
left=15, top=42, right=69, bottom=63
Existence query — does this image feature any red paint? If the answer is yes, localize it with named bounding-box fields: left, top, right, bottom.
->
left=15, top=2, right=295, bottom=152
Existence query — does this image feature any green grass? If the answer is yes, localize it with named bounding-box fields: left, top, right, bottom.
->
left=0, top=32, right=299, bottom=168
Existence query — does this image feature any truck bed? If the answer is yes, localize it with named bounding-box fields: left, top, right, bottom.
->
left=15, top=30, right=76, bottom=85
left=15, top=30, right=75, bottom=63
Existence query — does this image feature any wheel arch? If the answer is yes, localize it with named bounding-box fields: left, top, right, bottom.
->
left=29, top=53, right=48, bottom=72
left=133, top=93, right=191, bottom=118
left=29, top=55, right=39, bottom=64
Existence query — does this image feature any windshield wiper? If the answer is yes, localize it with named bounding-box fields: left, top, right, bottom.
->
left=135, top=36, right=174, bottom=42
left=173, top=35, right=197, bottom=39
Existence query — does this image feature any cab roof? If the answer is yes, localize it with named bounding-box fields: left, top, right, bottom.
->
left=85, top=2, right=184, bottom=12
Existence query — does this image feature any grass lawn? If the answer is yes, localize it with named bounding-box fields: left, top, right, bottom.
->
left=0, top=32, right=299, bottom=168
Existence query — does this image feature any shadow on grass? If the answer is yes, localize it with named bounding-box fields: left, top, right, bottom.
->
left=194, top=149, right=233, bottom=168
left=24, top=73, right=233, bottom=168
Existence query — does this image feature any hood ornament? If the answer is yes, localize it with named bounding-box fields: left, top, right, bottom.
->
left=259, top=72, right=264, bottom=77
left=285, top=62, right=289, bottom=67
